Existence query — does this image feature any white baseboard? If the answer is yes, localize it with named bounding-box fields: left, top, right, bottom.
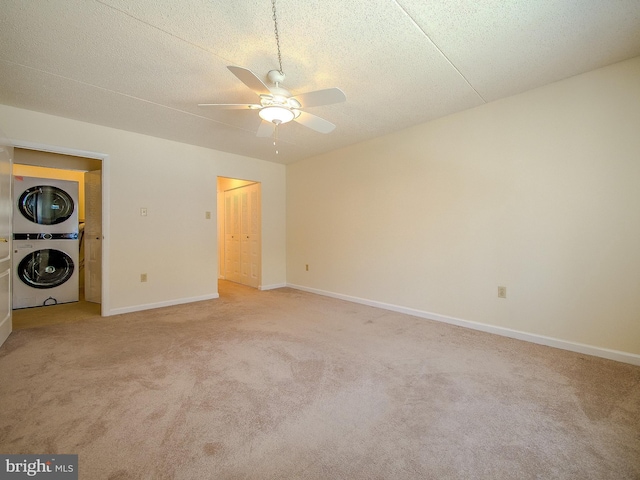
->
left=287, top=283, right=640, bottom=367
left=107, top=293, right=219, bottom=316
left=259, top=283, right=287, bottom=291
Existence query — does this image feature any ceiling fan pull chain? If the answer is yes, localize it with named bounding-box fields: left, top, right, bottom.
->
left=271, top=0, right=284, bottom=76
left=274, top=122, right=279, bottom=154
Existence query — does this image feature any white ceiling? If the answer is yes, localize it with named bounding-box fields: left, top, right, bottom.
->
left=1, top=0, right=639, bottom=165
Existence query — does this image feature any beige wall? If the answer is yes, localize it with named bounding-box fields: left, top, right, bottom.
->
left=0, top=104, right=286, bottom=313
left=287, top=57, right=640, bottom=357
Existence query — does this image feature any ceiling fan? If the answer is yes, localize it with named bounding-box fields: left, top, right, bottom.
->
left=198, top=66, right=346, bottom=137
left=198, top=0, right=346, bottom=140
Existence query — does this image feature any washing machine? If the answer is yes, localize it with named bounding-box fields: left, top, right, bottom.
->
left=13, top=176, right=79, bottom=235
left=13, top=239, right=79, bottom=309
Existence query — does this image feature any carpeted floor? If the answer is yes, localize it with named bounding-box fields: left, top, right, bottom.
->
left=0, top=281, right=639, bottom=479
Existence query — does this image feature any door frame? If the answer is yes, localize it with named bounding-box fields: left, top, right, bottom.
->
left=0, top=129, right=13, bottom=347
left=217, top=177, right=262, bottom=289
left=10, top=140, right=110, bottom=316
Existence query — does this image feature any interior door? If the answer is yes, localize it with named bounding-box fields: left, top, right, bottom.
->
left=0, top=129, right=13, bottom=347
left=240, top=188, right=250, bottom=283
left=224, top=190, right=241, bottom=283
left=249, top=184, right=261, bottom=287
left=240, top=183, right=261, bottom=288
left=224, top=183, right=261, bottom=288
left=84, top=170, right=102, bottom=303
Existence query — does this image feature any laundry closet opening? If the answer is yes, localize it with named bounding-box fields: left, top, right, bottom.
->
left=217, top=177, right=261, bottom=289
left=13, top=148, right=103, bottom=311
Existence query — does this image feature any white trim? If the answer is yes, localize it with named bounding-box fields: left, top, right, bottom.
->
left=11, top=140, right=107, bottom=161
left=11, top=139, right=111, bottom=317
left=259, top=283, right=286, bottom=291
left=0, top=312, right=10, bottom=347
left=109, top=293, right=219, bottom=316
left=287, top=283, right=640, bottom=367
left=0, top=271, right=10, bottom=347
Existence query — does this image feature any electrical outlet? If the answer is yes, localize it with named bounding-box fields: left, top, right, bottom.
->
left=140, top=207, right=148, bottom=216
left=141, top=273, right=147, bottom=282
left=498, top=286, right=506, bottom=298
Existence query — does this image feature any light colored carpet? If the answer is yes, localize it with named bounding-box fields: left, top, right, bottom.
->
left=0, top=281, right=638, bottom=479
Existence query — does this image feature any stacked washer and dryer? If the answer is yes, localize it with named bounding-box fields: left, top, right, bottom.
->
left=13, top=176, right=80, bottom=309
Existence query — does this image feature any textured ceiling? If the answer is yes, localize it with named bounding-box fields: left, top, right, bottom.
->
left=1, top=0, right=639, bottom=165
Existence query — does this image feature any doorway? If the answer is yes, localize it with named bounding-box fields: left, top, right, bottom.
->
left=11, top=146, right=106, bottom=326
left=217, top=177, right=262, bottom=289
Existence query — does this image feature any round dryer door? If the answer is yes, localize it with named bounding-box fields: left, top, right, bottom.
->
left=17, top=249, right=75, bottom=289
left=18, top=185, right=75, bottom=226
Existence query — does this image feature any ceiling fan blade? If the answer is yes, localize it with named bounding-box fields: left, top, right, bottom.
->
left=256, top=120, right=276, bottom=137
left=293, top=88, right=346, bottom=108
left=198, top=103, right=259, bottom=110
left=294, top=111, right=336, bottom=134
left=228, top=66, right=271, bottom=96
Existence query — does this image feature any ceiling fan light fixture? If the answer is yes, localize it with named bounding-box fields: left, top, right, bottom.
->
left=288, top=98, right=302, bottom=109
left=259, top=106, right=295, bottom=124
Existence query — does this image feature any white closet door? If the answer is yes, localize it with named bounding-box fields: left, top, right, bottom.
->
left=248, top=184, right=261, bottom=287
left=224, top=190, right=241, bottom=283
left=240, top=188, right=251, bottom=285
left=225, top=183, right=261, bottom=288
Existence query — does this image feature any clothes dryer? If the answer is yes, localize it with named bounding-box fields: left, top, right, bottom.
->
left=13, top=239, right=79, bottom=309
left=13, top=176, right=79, bottom=235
